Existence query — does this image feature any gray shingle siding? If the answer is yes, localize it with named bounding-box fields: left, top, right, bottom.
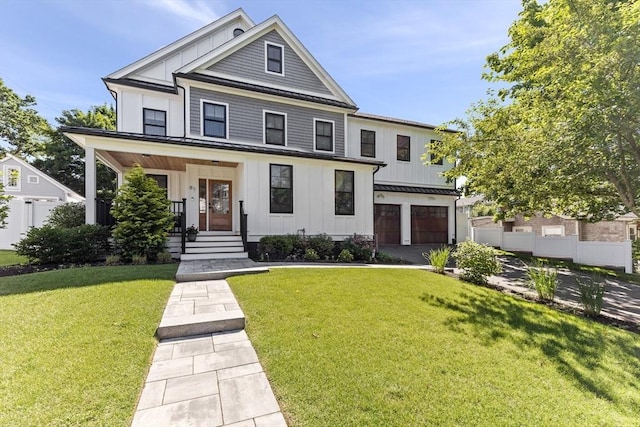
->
left=190, top=86, right=344, bottom=155
left=207, top=30, right=332, bottom=96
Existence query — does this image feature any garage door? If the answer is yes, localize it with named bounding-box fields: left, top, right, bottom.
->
left=375, top=204, right=401, bottom=245
left=411, top=205, right=448, bottom=244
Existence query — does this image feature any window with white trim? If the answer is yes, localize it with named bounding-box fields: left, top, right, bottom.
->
left=264, top=111, right=286, bottom=146
left=265, top=42, right=283, bottom=75
left=202, top=102, right=228, bottom=138
left=3, top=165, right=20, bottom=191
left=541, top=225, right=565, bottom=236
left=27, top=175, right=39, bottom=184
left=315, top=119, right=334, bottom=152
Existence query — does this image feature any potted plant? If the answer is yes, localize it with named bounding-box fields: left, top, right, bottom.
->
left=186, top=225, right=199, bottom=242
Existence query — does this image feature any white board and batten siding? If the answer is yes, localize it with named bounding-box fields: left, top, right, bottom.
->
left=117, top=87, right=184, bottom=137
left=347, top=116, right=452, bottom=188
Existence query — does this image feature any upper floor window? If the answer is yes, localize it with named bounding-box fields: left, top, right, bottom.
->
left=397, top=135, right=410, bottom=161
left=335, top=170, right=354, bottom=215
left=143, top=108, right=166, bottom=136
left=3, top=165, right=20, bottom=191
left=270, top=164, right=293, bottom=214
left=361, top=130, right=376, bottom=157
left=264, top=111, right=286, bottom=146
left=202, top=101, right=228, bottom=138
left=315, top=119, right=334, bottom=152
left=265, top=42, right=284, bottom=75
left=430, top=139, right=443, bottom=165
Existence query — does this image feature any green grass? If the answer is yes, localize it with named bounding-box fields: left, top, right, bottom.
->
left=0, top=264, right=177, bottom=426
left=0, top=250, right=27, bottom=266
left=229, top=268, right=640, bottom=426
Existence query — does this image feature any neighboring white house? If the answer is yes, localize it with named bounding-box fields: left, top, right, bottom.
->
left=63, top=9, right=458, bottom=259
left=0, top=155, right=84, bottom=249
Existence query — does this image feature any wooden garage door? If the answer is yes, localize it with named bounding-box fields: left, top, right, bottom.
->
left=375, top=204, right=401, bottom=245
left=411, top=205, right=448, bottom=244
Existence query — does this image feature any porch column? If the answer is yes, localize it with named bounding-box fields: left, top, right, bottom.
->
left=85, top=146, right=96, bottom=224
left=401, top=202, right=411, bottom=245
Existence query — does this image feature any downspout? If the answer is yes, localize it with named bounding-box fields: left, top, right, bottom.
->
left=176, top=82, right=187, bottom=138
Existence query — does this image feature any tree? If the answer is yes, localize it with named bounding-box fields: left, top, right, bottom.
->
left=33, top=105, right=117, bottom=198
left=0, top=181, right=10, bottom=228
left=0, top=78, right=50, bottom=157
left=110, top=165, right=174, bottom=261
left=432, top=0, right=640, bottom=220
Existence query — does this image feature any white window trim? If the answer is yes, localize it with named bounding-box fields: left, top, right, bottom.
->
left=3, top=165, right=21, bottom=191
left=264, top=41, right=285, bottom=76
left=513, top=226, right=532, bottom=233
left=27, top=175, right=40, bottom=184
left=541, top=225, right=565, bottom=237
left=263, top=110, right=287, bottom=146
left=200, top=99, right=230, bottom=140
left=313, top=118, right=335, bottom=154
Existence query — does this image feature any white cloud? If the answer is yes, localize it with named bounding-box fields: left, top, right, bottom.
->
left=142, top=0, right=222, bottom=26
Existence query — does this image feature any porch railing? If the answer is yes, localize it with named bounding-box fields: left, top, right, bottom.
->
left=239, top=200, right=248, bottom=252
left=96, top=198, right=115, bottom=228
left=171, top=198, right=187, bottom=254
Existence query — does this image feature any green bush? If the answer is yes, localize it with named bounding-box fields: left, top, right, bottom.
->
left=157, top=251, right=173, bottom=264
left=46, top=202, right=85, bottom=228
left=307, top=234, right=334, bottom=260
left=424, top=247, right=451, bottom=274
left=577, top=275, right=606, bottom=317
left=258, top=235, right=294, bottom=260
left=110, top=165, right=174, bottom=261
left=14, top=224, right=110, bottom=264
left=453, top=241, right=502, bottom=285
left=341, top=234, right=374, bottom=261
left=527, top=263, right=559, bottom=301
left=304, top=248, right=320, bottom=261
left=337, top=249, right=354, bottom=262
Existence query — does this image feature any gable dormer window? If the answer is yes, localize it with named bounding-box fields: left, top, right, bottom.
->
left=143, top=108, right=166, bottom=136
left=265, top=42, right=284, bottom=75
left=202, top=101, right=228, bottom=139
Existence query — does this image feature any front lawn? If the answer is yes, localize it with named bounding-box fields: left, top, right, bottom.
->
left=229, top=268, right=640, bottom=426
left=0, top=249, right=27, bottom=266
left=0, top=264, right=177, bottom=426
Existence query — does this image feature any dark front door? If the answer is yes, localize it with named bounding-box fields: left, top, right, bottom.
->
left=198, top=179, right=232, bottom=231
left=411, top=205, right=448, bottom=244
left=375, top=204, right=401, bottom=245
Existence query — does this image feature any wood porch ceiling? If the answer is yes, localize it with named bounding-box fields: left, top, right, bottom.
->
left=107, top=152, right=238, bottom=171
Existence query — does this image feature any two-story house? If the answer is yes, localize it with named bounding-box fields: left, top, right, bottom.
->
left=63, top=9, right=458, bottom=260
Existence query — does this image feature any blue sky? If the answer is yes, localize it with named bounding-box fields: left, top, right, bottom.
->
left=0, top=0, right=522, bottom=127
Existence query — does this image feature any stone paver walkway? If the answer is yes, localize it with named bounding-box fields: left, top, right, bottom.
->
left=132, top=279, right=286, bottom=427
left=176, top=259, right=268, bottom=282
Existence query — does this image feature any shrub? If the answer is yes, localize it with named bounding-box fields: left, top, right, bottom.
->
left=131, top=254, right=147, bottom=265
left=14, top=224, right=110, bottom=264
left=105, top=254, right=121, bottom=266
left=577, top=275, right=606, bottom=317
left=527, top=263, right=559, bottom=301
left=47, top=202, right=86, bottom=228
left=259, top=235, right=293, bottom=260
left=375, top=251, right=396, bottom=263
left=424, top=247, right=451, bottom=274
left=341, top=234, right=375, bottom=262
left=110, top=165, right=174, bottom=261
left=307, top=234, right=334, bottom=260
left=453, top=241, right=502, bottom=285
left=157, top=251, right=173, bottom=264
left=337, top=249, right=354, bottom=263
left=304, top=248, right=320, bottom=261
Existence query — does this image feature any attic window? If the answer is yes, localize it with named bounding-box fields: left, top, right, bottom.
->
left=265, top=42, right=284, bottom=75
left=3, top=165, right=20, bottom=191
left=233, top=28, right=244, bottom=37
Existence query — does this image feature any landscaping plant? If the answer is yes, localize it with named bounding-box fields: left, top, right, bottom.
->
left=307, top=233, right=334, bottom=260
left=452, top=240, right=502, bottom=285
left=424, top=246, right=451, bottom=274
left=46, top=202, right=85, bottom=228
left=577, top=275, right=606, bottom=317
left=527, top=262, right=559, bottom=301
left=110, top=165, right=174, bottom=261
left=341, top=234, right=374, bottom=261
left=337, top=248, right=354, bottom=262
left=304, top=248, right=320, bottom=261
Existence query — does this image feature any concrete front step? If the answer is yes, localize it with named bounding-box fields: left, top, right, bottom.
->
left=186, top=240, right=244, bottom=248
left=190, top=235, right=243, bottom=243
left=156, top=280, right=246, bottom=340
left=186, top=246, right=245, bottom=254
left=181, top=252, right=249, bottom=261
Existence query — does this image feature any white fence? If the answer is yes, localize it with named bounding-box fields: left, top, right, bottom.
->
left=471, top=228, right=633, bottom=273
left=0, top=199, right=63, bottom=249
